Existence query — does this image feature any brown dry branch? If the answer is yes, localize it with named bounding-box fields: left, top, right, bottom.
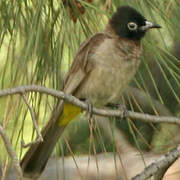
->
left=0, top=125, right=23, bottom=179
left=0, top=85, right=179, bottom=125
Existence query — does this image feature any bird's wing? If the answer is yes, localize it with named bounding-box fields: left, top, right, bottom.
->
left=63, top=32, right=112, bottom=94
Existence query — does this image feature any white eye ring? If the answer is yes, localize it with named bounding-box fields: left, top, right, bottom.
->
left=127, top=22, right=138, bottom=31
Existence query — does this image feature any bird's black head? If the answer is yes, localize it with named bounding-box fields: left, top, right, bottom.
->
left=110, top=6, right=161, bottom=40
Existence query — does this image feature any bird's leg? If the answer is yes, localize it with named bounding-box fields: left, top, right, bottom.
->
left=106, top=103, right=127, bottom=119
left=85, top=99, right=94, bottom=119
left=79, top=98, right=94, bottom=119
left=82, top=99, right=96, bottom=131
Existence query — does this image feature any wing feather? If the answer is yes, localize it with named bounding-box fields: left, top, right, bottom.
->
left=63, top=32, right=112, bottom=94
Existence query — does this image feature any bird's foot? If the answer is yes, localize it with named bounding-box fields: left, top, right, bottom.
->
left=85, top=99, right=94, bottom=119
left=107, top=103, right=127, bottom=119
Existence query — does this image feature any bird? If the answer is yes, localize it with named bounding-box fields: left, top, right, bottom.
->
left=20, top=5, right=161, bottom=179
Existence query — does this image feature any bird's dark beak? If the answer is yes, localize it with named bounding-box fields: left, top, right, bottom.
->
left=140, top=21, right=161, bottom=31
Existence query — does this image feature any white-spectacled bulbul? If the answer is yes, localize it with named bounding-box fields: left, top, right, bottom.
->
left=21, top=5, right=161, bottom=178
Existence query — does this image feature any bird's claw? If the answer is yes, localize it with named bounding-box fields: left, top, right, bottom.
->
left=117, top=104, right=127, bottom=119
left=85, top=99, right=93, bottom=119
left=107, top=103, right=127, bottom=119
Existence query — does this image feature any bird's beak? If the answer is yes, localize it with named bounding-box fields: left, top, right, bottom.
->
left=140, top=21, right=161, bottom=31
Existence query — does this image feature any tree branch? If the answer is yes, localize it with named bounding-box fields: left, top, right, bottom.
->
left=132, top=145, right=180, bottom=180
left=0, top=125, right=23, bottom=179
left=0, top=85, right=179, bottom=124
left=21, top=94, right=43, bottom=148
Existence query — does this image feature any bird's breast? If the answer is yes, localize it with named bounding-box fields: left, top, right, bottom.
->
left=75, top=38, right=142, bottom=106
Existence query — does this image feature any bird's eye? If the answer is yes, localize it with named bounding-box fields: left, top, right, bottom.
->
left=127, top=22, right=138, bottom=31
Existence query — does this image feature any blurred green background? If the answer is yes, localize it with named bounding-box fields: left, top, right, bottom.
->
left=0, top=0, right=179, bottom=179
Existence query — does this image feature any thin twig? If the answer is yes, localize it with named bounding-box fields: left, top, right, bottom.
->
left=0, top=125, right=23, bottom=179
left=21, top=94, right=43, bottom=148
left=132, top=144, right=180, bottom=180
left=95, top=116, right=130, bottom=179
left=0, top=85, right=179, bottom=125
left=64, top=138, right=84, bottom=180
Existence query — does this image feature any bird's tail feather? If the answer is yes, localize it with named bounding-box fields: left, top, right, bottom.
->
left=20, top=102, right=81, bottom=179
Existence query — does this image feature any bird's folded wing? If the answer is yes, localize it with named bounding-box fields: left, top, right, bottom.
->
left=63, top=32, right=112, bottom=95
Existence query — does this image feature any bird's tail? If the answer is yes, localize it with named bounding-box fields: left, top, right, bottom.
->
left=20, top=102, right=81, bottom=179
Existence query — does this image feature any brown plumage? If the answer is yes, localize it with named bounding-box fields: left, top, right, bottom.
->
left=20, top=6, right=161, bottom=179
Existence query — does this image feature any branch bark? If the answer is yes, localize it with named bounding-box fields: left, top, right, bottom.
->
left=21, top=94, right=43, bottom=147
left=0, top=85, right=179, bottom=125
left=0, top=125, right=23, bottom=179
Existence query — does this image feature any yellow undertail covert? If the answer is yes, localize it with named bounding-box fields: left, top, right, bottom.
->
left=59, top=103, right=82, bottom=126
